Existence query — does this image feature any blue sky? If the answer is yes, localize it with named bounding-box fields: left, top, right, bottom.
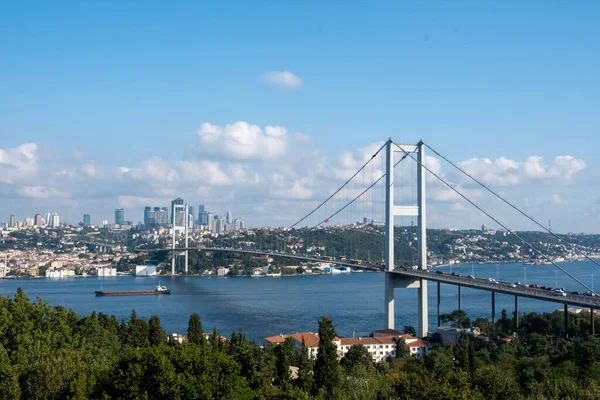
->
left=1, top=1, right=599, bottom=231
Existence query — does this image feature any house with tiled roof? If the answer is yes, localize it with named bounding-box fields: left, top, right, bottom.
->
left=265, top=331, right=433, bottom=361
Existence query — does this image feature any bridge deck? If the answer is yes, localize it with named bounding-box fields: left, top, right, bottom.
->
left=392, top=269, right=600, bottom=309
left=139, top=246, right=600, bottom=309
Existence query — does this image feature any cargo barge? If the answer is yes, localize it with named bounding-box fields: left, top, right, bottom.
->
left=95, top=284, right=170, bottom=296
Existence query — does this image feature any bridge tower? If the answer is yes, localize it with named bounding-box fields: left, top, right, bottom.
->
left=384, top=139, right=428, bottom=338
left=171, top=202, right=189, bottom=275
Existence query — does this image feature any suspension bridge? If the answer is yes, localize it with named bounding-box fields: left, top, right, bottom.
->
left=138, top=139, right=600, bottom=338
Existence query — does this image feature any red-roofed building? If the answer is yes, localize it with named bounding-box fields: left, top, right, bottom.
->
left=265, top=332, right=432, bottom=361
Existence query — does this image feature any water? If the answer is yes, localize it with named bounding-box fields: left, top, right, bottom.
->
left=0, top=261, right=598, bottom=342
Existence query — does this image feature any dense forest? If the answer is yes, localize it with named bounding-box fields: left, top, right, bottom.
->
left=2, top=289, right=600, bottom=399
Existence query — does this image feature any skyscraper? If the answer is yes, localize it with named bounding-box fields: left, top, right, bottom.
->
left=206, top=212, right=213, bottom=230
left=34, top=213, right=43, bottom=226
left=9, top=215, right=15, bottom=228
left=51, top=213, right=60, bottom=228
left=226, top=211, right=233, bottom=225
left=115, top=209, right=125, bottom=226
left=171, top=198, right=184, bottom=226
left=198, top=204, right=205, bottom=215
left=83, top=214, right=91, bottom=226
left=144, top=206, right=152, bottom=226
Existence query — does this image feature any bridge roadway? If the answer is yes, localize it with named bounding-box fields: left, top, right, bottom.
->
left=392, top=268, right=600, bottom=309
left=140, top=246, right=600, bottom=309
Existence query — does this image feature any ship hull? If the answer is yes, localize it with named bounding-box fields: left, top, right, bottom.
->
left=95, top=290, right=170, bottom=296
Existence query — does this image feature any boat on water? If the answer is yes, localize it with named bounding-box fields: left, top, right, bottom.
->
left=95, top=283, right=171, bottom=296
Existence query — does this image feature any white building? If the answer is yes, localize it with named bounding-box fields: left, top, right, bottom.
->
left=46, top=269, right=75, bottom=278
left=97, top=267, right=117, bottom=277
left=135, top=265, right=158, bottom=276
left=217, top=267, right=230, bottom=276
left=265, top=332, right=432, bottom=362
left=0, top=262, right=9, bottom=278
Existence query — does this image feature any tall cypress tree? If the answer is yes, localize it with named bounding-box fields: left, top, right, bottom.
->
left=297, top=337, right=314, bottom=392
left=313, top=317, right=340, bottom=394
left=188, top=313, right=204, bottom=345
left=148, top=315, right=166, bottom=346
left=211, top=326, right=220, bottom=352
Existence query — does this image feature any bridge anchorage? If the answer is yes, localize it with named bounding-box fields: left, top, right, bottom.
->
left=142, top=137, right=600, bottom=339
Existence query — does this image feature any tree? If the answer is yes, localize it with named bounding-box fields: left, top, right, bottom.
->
left=128, top=310, right=150, bottom=347
left=149, top=315, right=166, bottom=346
left=188, top=313, right=204, bottom=345
left=297, top=337, right=313, bottom=392
left=340, top=344, right=373, bottom=372
left=403, top=325, right=417, bottom=336
left=395, top=338, right=410, bottom=359
left=274, top=337, right=296, bottom=387
left=313, top=317, right=340, bottom=394
left=211, top=326, right=220, bottom=352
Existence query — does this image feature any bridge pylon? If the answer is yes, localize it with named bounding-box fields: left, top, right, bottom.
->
left=384, top=139, right=428, bottom=338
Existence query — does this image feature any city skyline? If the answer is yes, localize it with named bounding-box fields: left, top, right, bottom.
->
left=1, top=2, right=600, bottom=232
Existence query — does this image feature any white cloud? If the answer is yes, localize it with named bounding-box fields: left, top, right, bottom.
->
left=294, top=133, right=312, bottom=143
left=118, top=196, right=156, bottom=209
left=81, top=163, right=97, bottom=178
left=552, top=194, right=568, bottom=205
left=262, top=71, right=303, bottom=89
left=0, top=143, right=39, bottom=183
left=197, top=121, right=288, bottom=160
left=18, top=186, right=70, bottom=198
left=458, top=155, right=586, bottom=186
left=272, top=179, right=313, bottom=200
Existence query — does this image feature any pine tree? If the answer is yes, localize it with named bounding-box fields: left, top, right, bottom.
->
left=297, top=337, right=313, bottom=392
left=211, top=326, right=220, bottom=352
left=313, top=317, right=340, bottom=394
left=395, top=338, right=410, bottom=359
left=188, top=313, right=204, bottom=345
left=149, top=315, right=166, bottom=346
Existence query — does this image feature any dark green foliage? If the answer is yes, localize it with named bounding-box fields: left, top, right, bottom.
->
left=395, top=338, right=410, bottom=358
left=403, top=325, right=416, bottom=336
left=340, top=344, right=373, bottom=372
left=187, top=312, right=204, bottom=345
left=313, top=316, right=340, bottom=394
left=3, top=290, right=600, bottom=399
left=148, top=315, right=166, bottom=346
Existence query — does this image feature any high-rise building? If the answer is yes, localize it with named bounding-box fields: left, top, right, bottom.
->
left=171, top=198, right=184, bottom=226
left=45, top=212, right=51, bottom=226
left=51, top=213, right=60, bottom=228
left=115, top=209, right=125, bottom=226
left=215, top=218, right=225, bottom=233
left=226, top=211, right=233, bottom=225
left=25, top=217, right=34, bottom=226
left=158, top=207, right=168, bottom=225
left=206, top=212, right=213, bottom=230
left=144, top=206, right=153, bottom=226
left=34, top=213, right=43, bottom=226
left=198, top=204, right=205, bottom=215
left=9, top=215, right=15, bottom=228
left=83, top=214, right=91, bottom=227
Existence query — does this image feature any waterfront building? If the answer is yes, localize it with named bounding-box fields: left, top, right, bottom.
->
left=216, top=267, right=230, bottom=276
left=114, top=209, right=125, bottom=226
left=135, top=265, right=157, bottom=276
left=0, top=262, right=9, bottom=278
left=96, top=266, right=117, bottom=276
left=83, top=214, right=91, bottom=227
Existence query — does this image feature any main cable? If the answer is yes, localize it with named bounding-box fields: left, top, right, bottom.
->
left=393, top=141, right=596, bottom=295
left=424, top=142, right=600, bottom=271
left=314, top=151, right=411, bottom=228
left=289, top=142, right=386, bottom=229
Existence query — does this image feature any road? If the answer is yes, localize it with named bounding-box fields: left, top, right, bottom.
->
left=392, top=268, right=600, bottom=309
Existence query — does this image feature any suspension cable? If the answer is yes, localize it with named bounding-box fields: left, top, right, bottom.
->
left=290, top=142, right=386, bottom=229
left=314, top=152, right=411, bottom=228
left=424, top=142, right=600, bottom=271
left=393, top=141, right=596, bottom=295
